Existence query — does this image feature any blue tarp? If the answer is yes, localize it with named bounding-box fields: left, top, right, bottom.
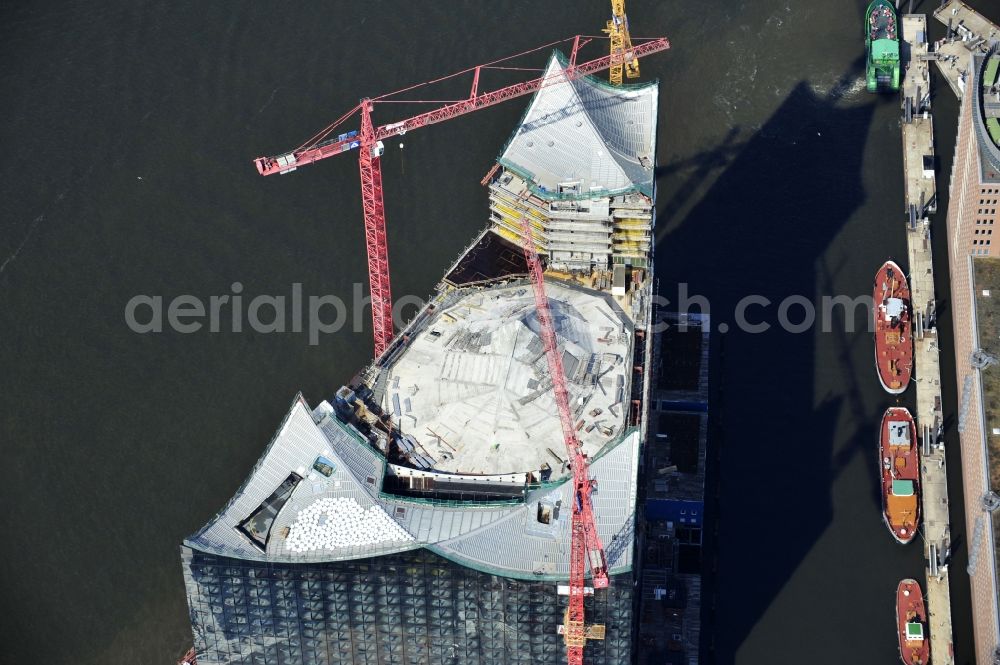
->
left=646, top=499, right=703, bottom=526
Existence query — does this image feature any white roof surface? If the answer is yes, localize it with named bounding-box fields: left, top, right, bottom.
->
left=499, top=53, right=657, bottom=197
left=184, top=394, right=641, bottom=578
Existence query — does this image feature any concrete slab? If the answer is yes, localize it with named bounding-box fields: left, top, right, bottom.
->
left=383, top=281, right=632, bottom=475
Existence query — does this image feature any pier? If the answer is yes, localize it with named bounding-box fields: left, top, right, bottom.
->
left=930, top=41, right=971, bottom=99
left=907, top=214, right=955, bottom=665
left=935, top=0, right=999, bottom=48
left=901, top=14, right=937, bottom=218
left=932, top=0, right=1000, bottom=99
left=930, top=3, right=1000, bottom=662
left=900, top=13, right=955, bottom=664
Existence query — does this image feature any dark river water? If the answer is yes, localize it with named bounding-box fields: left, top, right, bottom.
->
left=0, top=1, right=985, bottom=663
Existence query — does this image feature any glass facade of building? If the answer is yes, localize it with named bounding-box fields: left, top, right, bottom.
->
left=182, top=546, right=634, bottom=665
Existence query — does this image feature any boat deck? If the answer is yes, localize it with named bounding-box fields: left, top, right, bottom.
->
left=874, top=263, right=914, bottom=393
left=871, top=4, right=898, bottom=42
left=897, top=579, right=931, bottom=665
left=882, top=411, right=921, bottom=541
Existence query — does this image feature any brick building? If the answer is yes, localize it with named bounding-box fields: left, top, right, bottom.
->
left=945, top=48, right=1000, bottom=664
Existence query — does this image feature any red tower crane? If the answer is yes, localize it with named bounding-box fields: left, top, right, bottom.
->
left=252, top=34, right=669, bottom=665
left=253, top=34, right=669, bottom=357
left=518, top=215, right=608, bottom=664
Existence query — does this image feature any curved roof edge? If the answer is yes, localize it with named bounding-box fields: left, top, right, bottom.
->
left=427, top=542, right=634, bottom=583
left=497, top=50, right=658, bottom=200
left=183, top=393, right=308, bottom=554
left=183, top=391, right=640, bottom=578
left=427, top=429, right=641, bottom=581
left=973, top=47, right=1000, bottom=177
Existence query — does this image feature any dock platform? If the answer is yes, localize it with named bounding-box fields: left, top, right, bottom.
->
left=934, top=0, right=1000, bottom=46
left=908, top=216, right=955, bottom=665
left=900, top=14, right=955, bottom=665
left=932, top=0, right=1000, bottom=99
left=901, top=15, right=937, bottom=217
left=932, top=40, right=971, bottom=99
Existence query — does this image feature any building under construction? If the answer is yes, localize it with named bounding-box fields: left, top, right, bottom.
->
left=181, top=50, right=659, bottom=665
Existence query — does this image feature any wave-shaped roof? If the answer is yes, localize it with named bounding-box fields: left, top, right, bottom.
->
left=498, top=52, right=658, bottom=199
left=183, top=395, right=638, bottom=580
left=183, top=57, right=653, bottom=580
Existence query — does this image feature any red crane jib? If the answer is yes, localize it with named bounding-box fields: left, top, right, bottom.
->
left=252, top=34, right=668, bottom=360
left=252, top=36, right=669, bottom=176
left=252, top=32, right=669, bottom=663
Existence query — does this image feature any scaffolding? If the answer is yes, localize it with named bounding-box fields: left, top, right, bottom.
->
left=182, top=546, right=634, bottom=665
left=488, top=171, right=652, bottom=271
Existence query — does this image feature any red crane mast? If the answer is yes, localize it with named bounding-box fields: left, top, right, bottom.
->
left=356, top=101, right=393, bottom=353
left=252, top=35, right=670, bottom=665
left=518, top=215, right=608, bottom=665
left=253, top=34, right=669, bottom=357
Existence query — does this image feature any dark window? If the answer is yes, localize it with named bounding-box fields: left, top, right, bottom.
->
left=237, top=472, right=303, bottom=550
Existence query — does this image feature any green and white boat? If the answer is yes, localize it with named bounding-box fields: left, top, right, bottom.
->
left=866, top=0, right=900, bottom=92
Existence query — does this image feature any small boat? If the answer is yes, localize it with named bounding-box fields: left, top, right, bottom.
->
left=874, top=261, right=912, bottom=394
left=866, top=0, right=901, bottom=92
left=880, top=407, right=920, bottom=544
left=896, top=579, right=930, bottom=664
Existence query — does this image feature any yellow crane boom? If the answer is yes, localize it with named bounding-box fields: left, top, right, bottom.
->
left=604, top=0, right=640, bottom=85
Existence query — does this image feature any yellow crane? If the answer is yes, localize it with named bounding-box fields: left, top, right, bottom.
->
left=604, top=0, right=640, bottom=85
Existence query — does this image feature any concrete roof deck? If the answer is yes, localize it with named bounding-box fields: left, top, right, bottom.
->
left=383, top=280, right=632, bottom=476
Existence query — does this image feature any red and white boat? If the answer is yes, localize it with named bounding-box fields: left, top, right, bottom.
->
left=873, top=260, right=913, bottom=394
left=880, top=407, right=920, bottom=544
left=896, top=579, right=930, bottom=664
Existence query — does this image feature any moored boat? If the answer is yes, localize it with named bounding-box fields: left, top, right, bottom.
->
left=866, top=0, right=901, bottom=92
left=896, top=579, right=930, bottom=664
left=874, top=260, right=912, bottom=394
left=880, top=407, right=920, bottom=544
